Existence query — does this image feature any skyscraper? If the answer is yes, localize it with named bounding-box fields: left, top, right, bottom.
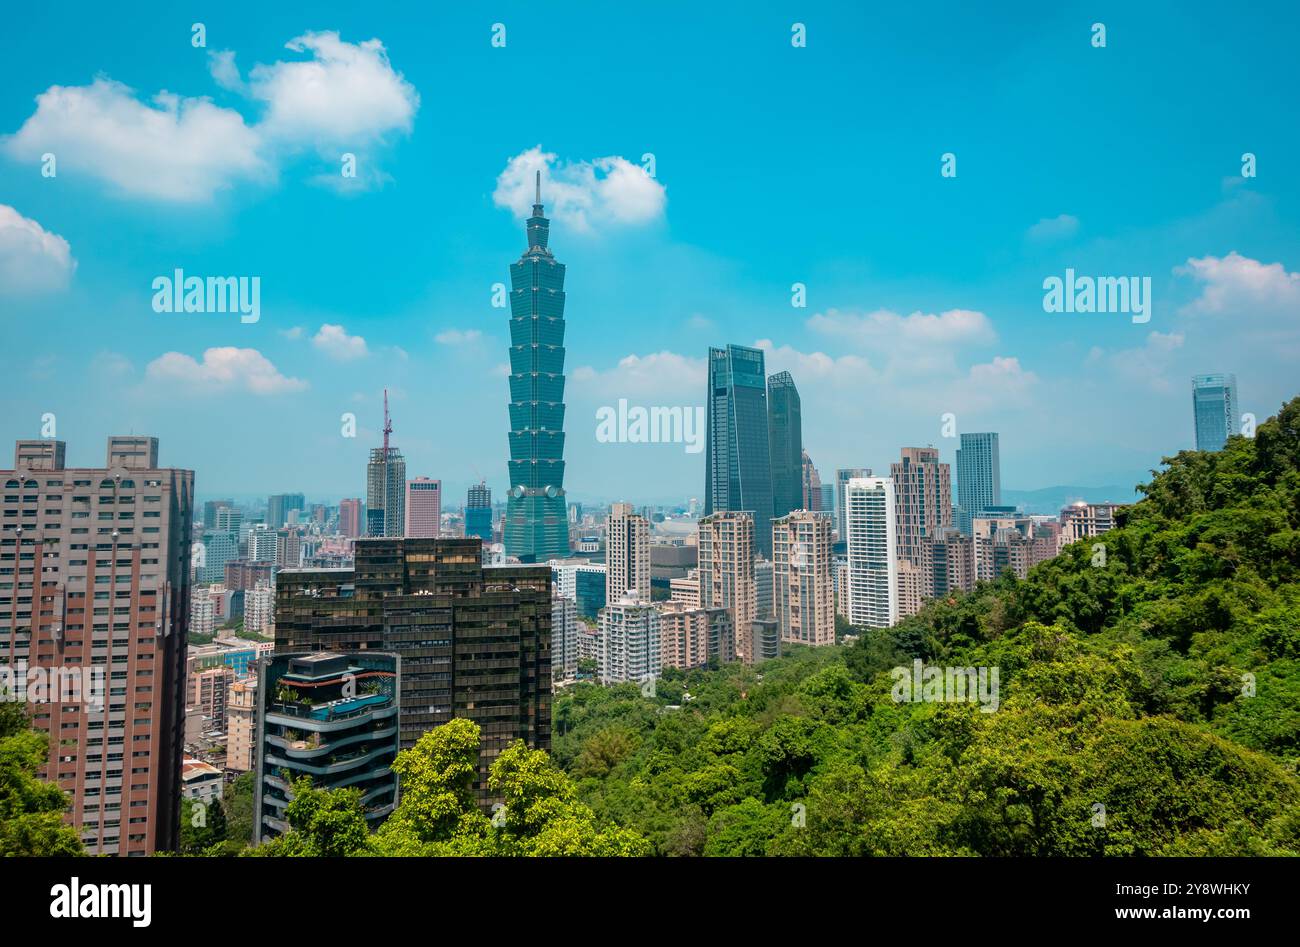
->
left=465, top=481, right=492, bottom=541
left=366, top=391, right=405, bottom=538
left=844, top=477, right=899, bottom=629
left=504, top=172, right=570, bottom=563
left=1192, top=373, right=1238, bottom=452
left=801, top=449, right=823, bottom=511
left=835, top=467, right=872, bottom=540
left=772, top=510, right=835, bottom=646
left=955, top=433, right=1001, bottom=536
left=697, top=511, right=756, bottom=663
left=606, top=502, right=650, bottom=603
left=705, top=344, right=775, bottom=558
left=891, top=447, right=952, bottom=567
left=2, top=435, right=193, bottom=855
left=404, top=477, right=442, bottom=538
left=267, top=493, right=304, bottom=529
left=767, top=371, right=803, bottom=521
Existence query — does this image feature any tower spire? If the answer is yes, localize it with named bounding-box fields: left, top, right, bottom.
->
left=535, top=169, right=541, bottom=207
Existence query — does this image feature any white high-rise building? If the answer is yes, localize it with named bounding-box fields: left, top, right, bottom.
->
left=606, top=502, right=650, bottom=603
left=248, top=525, right=279, bottom=563
left=844, top=477, right=899, bottom=629
left=552, top=589, right=578, bottom=680
left=244, top=581, right=275, bottom=634
left=190, top=589, right=217, bottom=638
left=598, top=594, right=661, bottom=686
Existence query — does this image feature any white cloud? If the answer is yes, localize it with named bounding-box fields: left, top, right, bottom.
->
left=280, top=326, right=305, bottom=340
left=145, top=347, right=307, bottom=394
left=809, top=307, right=995, bottom=348
left=435, top=328, right=482, bottom=345
left=245, top=32, right=419, bottom=146
left=1177, top=251, right=1300, bottom=317
left=0, top=204, right=75, bottom=293
left=493, top=146, right=666, bottom=232
left=570, top=351, right=704, bottom=400
left=2, top=78, right=267, bottom=202
left=312, top=323, right=368, bottom=360
left=1027, top=214, right=1079, bottom=242
left=1090, top=331, right=1186, bottom=393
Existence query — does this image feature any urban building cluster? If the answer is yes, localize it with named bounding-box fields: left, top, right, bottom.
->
left=0, top=179, right=1241, bottom=854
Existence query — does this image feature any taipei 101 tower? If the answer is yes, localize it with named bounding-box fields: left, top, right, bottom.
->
left=503, top=171, right=570, bottom=561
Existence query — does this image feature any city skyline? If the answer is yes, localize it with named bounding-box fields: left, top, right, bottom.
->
left=3, top=4, right=1298, bottom=506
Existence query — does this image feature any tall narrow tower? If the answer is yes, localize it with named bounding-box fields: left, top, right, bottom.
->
left=504, top=172, right=570, bottom=561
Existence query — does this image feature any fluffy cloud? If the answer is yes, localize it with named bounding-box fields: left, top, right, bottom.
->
left=1177, top=251, right=1300, bottom=317
left=493, top=146, right=666, bottom=232
left=570, top=351, right=704, bottom=400
left=1027, top=213, right=1080, bottom=242
left=1091, top=331, right=1185, bottom=392
left=242, top=32, right=419, bottom=145
left=435, top=328, right=482, bottom=345
left=312, top=323, right=368, bottom=360
left=145, top=347, right=307, bottom=394
left=807, top=306, right=996, bottom=378
left=3, top=33, right=417, bottom=202
left=2, top=79, right=266, bottom=202
left=0, top=204, right=75, bottom=293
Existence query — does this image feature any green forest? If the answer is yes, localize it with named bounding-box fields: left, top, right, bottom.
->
left=4, top=395, right=1297, bottom=857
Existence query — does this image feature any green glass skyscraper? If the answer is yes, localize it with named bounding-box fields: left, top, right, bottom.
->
left=706, top=344, right=775, bottom=559
left=767, top=371, right=803, bottom=521
left=504, top=173, right=570, bottom=562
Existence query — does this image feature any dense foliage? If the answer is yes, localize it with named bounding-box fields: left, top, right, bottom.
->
left=549, top=395, right=1300, bottom=855
left=0, top=700, right=84, bottom=856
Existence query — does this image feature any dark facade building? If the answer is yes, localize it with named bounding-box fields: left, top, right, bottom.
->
left=574, top=568, right=606, bottom=620
left=503, top=173, right=570, bottom=563
left=465, top=480, right=492, bottom=542
left=267, top=493, right=304, bottom=529
left=767, top=371, right=803, bottom=522
left=706, top=344, right=775, bottom=558
left=1, top=436, right=193, bottom=856
left=253, top=651, right=400, bottom=842
left=273, top=537, right=551, bottom=797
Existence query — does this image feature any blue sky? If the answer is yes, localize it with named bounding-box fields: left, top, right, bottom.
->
left=2, top=1, right=1298, bottom=506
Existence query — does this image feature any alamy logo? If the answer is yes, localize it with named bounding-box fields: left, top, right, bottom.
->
left=595, top=399, right=705, bottom=454
left=1042, top=268, right=1150, bottom=324
left=890, top=659, right=1000, bottom=713
left=151, top=269, right=260, bottom=323
left=50, top=878, right=151, bottom=927
left=0, top=661, right=105, bottom=713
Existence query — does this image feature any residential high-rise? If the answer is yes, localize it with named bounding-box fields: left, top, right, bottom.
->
left=405, top=477, right=442, bottom=538
left=835, top=467, right=872, bottom=540
left=504, top=173, right=570, bottom=563
left=655, top=600, right=731, bottom=670
left=253, top=652, right=400, bottom=842
left=697, top=511, right=756, bottom=663
left=202, top=499, right=232, bottom=529
left=274, top=537, right=550, bottom=796
left=955, top=433, right=1001, bottom=536
left=705, top=344, right=775, bottom=558
left=338, top=498, right=363, bottom=538
left=772, top=510, right=835, bottom=646
left=925, top=526, right=977, bottom=599
left=1059, top=501, right=1122, bottom=547
left=225, top=678, right=257, bottom=772
left=844, top=477, right=899, bottom=629
left=244, top=581, right=275, bottom=634
left=891, top=447, right=952, bottom=566
left=766, top=371, right=803, bottom=521
left=754, top=557, right=774, bottom=619
left=197, top=528, right=237, bottom=584
left=552, top=589, right=578, bottom=680
left=606, top=502, right=650, bottom=603
left=598, top=595, right=661, bottom=686
left=366, top=393, right=406, bottom=538
left=1, top=436, right=193, bottom=856
left=465, top=481, right=492, bottom=542
left=247, top=526, right=278, bottom=563
left=1192, top=373, right=1238, bottom=452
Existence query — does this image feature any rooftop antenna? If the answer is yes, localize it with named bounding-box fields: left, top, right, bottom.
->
left=535, top=169, right=541, bottom=206
left=382, top=388, right=392, bottom=455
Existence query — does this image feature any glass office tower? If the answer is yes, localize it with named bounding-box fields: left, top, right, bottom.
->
left=767, top=371, right=803, bottom=522
left=504, top=173, right=570, bottom=562
left=706, top=344, right=775, bottom=558
left=955, top=432, right=1001, bottom=536
left=1192, top=373, right=1238, bottom=452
